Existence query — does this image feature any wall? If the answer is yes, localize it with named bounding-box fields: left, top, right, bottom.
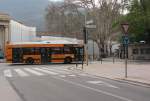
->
left=0, top=13, right=10, bottom=52
left=128, top=44, right=150, bottom=60
left=0, top=26, right=5, bottom=50
left=10, top=20, right=36, bottom=42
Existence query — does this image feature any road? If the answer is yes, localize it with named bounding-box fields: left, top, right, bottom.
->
left=0, top=63, right=150, bottom=101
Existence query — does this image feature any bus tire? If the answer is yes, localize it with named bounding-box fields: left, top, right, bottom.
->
left=64, top=57, right=72, bottom=64
left=26, top=58, right=34, bottom=64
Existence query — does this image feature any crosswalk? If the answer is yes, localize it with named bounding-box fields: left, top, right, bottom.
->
left=3, top=66, right=88, bottom=78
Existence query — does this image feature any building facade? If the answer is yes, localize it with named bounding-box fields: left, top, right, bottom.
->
left=0, top=13, right=36, bottom=53
left=0, top=13, right=10, bottom=52
left=128, top=44, right=150, bottom=60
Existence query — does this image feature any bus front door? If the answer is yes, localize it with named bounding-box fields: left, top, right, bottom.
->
left=12, top=48, right=22, bottom=63
left=41, top=48, right=48, bottom=64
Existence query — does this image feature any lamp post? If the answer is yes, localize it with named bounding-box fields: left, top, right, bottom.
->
left=121, top=23, right=129, bottom=78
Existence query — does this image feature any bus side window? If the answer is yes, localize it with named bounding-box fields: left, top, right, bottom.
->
left=34, top=48, right=40, bottom=55
left=51, top=47, right=63, bottom=54
left=64, top=47, right=72, bottom=54
left=23, top=48, right=34, bottom=55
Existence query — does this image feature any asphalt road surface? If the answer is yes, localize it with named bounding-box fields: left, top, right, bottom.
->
left=1, top=64, right=150, bottom=101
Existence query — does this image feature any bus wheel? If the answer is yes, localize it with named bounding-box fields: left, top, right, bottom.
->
left=64, top=57, right=72, bottom=64
left=26, top=58, right=34, bottom=64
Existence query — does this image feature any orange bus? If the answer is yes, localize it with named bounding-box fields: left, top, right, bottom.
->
left=5, top=42, right=84, bottom=64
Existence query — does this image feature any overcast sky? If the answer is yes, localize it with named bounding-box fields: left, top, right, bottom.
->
left=0, top=0, right=53, bottom=31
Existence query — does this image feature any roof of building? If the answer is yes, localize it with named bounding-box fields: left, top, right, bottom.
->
left=0, top=13, right=10, bottom=21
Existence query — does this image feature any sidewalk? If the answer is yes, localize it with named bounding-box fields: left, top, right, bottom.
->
left=83, top=61, right=150, bottom=85
left=0, top=76, right=22, bottom=101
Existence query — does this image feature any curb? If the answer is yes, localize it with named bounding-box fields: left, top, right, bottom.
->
left=68, top=66, right=150, bottom=88
left=116, top=78, right=150, bottom=88
left=87, top=73, right=150, bottom=88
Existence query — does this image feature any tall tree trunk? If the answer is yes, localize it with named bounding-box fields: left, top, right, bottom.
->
left=101, top=43, right=105, bottom=58
left=98, top=43, right=102, bottom=61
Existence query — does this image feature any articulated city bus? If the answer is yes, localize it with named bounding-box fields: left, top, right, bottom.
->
left=5, top=42, right=84, bottom=64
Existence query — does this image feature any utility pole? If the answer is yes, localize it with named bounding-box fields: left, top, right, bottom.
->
left=83, top=10, right=96, bottom=66
left=93, top=40, right=95, bottom=61
left=83, top=26, right=88, bottom=66
left=121, top=23, right=129, bottom=78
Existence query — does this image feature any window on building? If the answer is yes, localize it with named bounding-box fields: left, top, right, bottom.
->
left=140, top=49, right=145, bottom=54
left=133, top=49, right=138, bottom=54
left=145, top=48, right=150, bottom=54
left=140, top=48, right=150, bottom=54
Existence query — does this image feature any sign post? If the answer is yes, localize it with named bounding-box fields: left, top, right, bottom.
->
left=83, top=26, right=88, bottom=66
left=121, top=23, right=129, bottom=78
left=83, top=20, right=96, bottom=66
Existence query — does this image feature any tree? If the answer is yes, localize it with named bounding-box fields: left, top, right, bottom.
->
left=71, top=0, right=123, bottom=59
left=125, top=0, right=150, bottom=43
left=45, top=1, right=84, bottom=38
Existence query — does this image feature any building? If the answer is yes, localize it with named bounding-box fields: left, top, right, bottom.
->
left=0, top=13, right=10, bottom=52
left=118, top=43, right=150, bottom=60
left=0, top=13, right=36, bottom=52
left=128, top=43, right=150, bottom=60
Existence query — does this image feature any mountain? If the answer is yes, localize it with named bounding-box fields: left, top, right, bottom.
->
left=0, top=0, right=50, bottom=31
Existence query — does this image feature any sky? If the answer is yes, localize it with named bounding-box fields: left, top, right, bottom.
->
left=0, top=0, right=51, bottom=31
left=0, top=0, right=127, bottom=31
left=49, top=0, right=63, bottom=1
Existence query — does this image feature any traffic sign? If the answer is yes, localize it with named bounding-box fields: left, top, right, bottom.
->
left=121, top=23, right=129, bottom=34
left=86, top=25, right=96, bottom=28
left=86, top=20, right=94, bottom=25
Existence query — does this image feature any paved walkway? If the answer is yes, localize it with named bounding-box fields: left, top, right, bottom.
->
left=83, top=61, right=150, bottom=85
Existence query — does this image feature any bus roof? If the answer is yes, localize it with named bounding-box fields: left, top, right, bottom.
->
left=10, top=40, right=82, bottom=45
left=7, top=41, right=83, bottom=48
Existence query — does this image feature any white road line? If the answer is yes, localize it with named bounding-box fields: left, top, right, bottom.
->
left=24, top=68, right=44, bottom=76
left=59, top=75, right=66, bottom=78
left=68, top=74, right=76, bottom=77
left=87, top=81, right=103, bottom=84
left=14, top=69, right=29, bottom=77
left=87, top=81, right=119, bottom=89
left=33, top=68, right=58, bottom=75
left=4, top=69, right=12, bottom=77
left=41, top=67, right=70, bottom=74
left=79, top=73, right=88, bottom=76
left=52, top=76, right=133, bottom=101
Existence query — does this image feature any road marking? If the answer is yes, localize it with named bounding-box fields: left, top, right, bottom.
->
left=87, top=81, right=103, bottom=84
left=33, top=68, right=58, bottom=75
left=68, top=74, right=76, bottom=77
left=4, top=69, right=12, bottom=77
left=14, top=69, right=29, bottom=77
left=79, top=73, right=88, bottom=76
left=42, top=67, right=70, bottom=74
left=24, top=68, right=44, bottom=76
left=52, top=76, right=131, bottom=101
left=59, top=75, right=66, bottom=78
left=87, top=80, right=119, bottom=89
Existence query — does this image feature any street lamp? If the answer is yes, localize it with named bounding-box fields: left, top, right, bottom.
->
left=121, top=23, right=129, bottom=78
